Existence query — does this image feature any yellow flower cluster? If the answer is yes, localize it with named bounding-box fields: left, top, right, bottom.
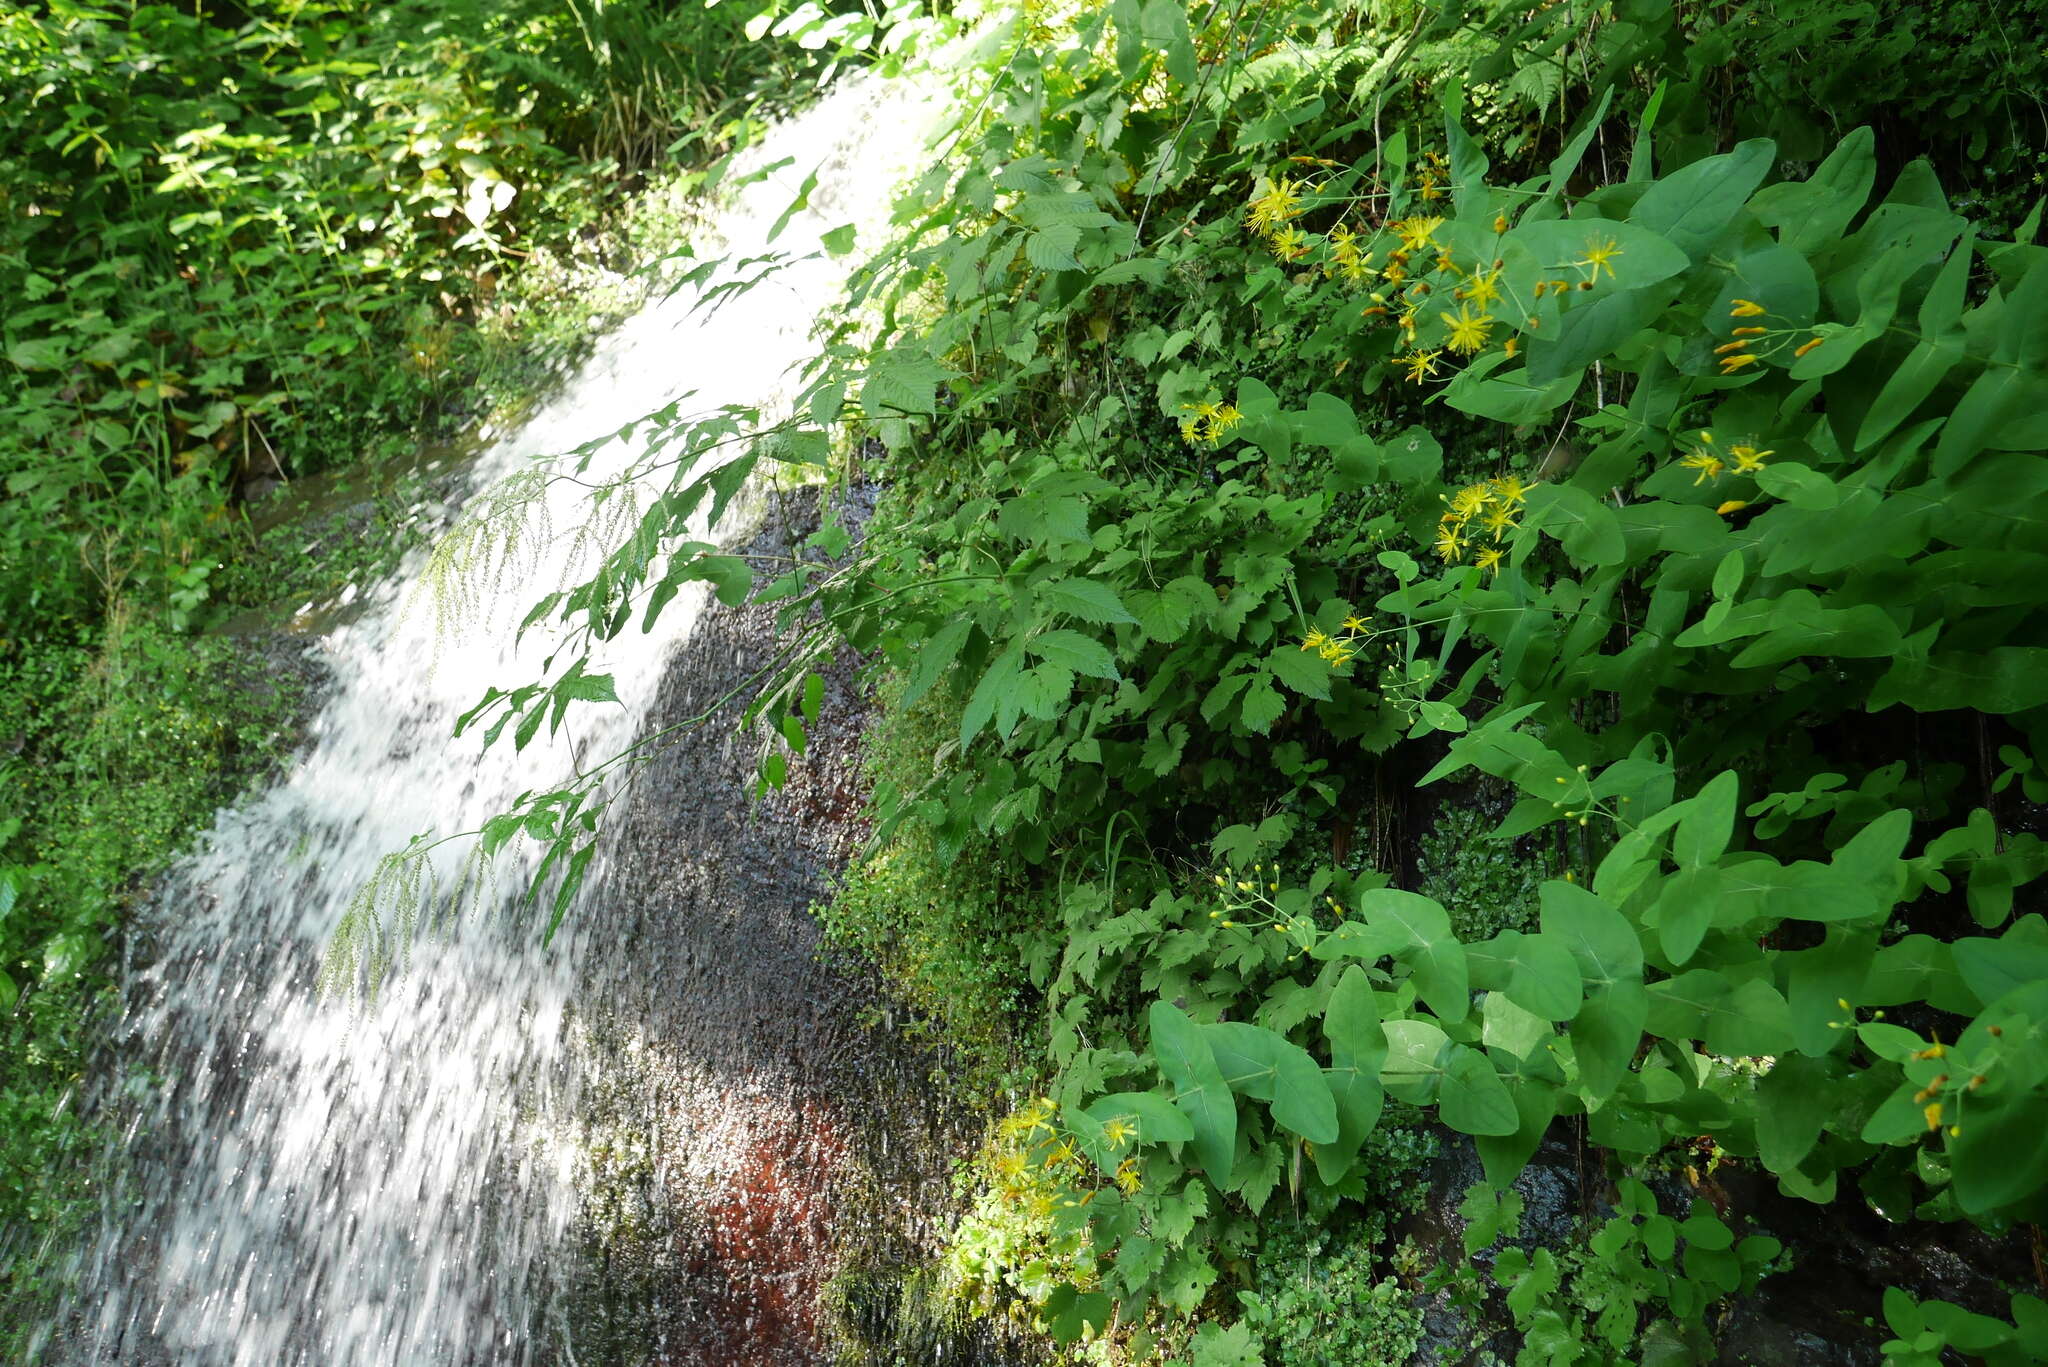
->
left=1414, top=149, right=1448, bottom=203
left=1179, top=398, right=1244, bottom=446
left=1300, top=613, right=1374, bottom=665
left=1244, top=175, right=1304, bottom=236
left=1324, top=224, right=1377, bottom=283
left=1676, top=430, right=1772, bottom=486
left=1433, top=475, right=1530, bottom=568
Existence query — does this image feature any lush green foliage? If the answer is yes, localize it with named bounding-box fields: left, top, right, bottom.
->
left=411, top=0, right=2048, bottom=1360
left=0, top=0, right=816, bottom=644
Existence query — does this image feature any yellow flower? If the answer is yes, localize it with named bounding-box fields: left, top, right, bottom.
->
left=1715, top=499, right=1750, bottom=516
left=1729, top=298, right=1768, bottom=317
left=1794, top=335, right=1825, bottom=357
left=1302, top=628, right=1331, bottom=652
left=1326, top=225, right=1376, bottom=282
left=1580, top=236, right=1623, bottom=280
left=1319, top=641, right=1354, bottom=664
left=1114, top=1156, right=1142, bottom=1194
left=1728, top=444, right=1772, bottom=474
left=1101, top=1117, right=1135, bottom=1148
left=1447, top=482, right=1490, bottom=519
left=1492, top=213, right=1510, bottom=234
left=1179, top=400, right=1243, bottom=445
left=1923, top=1101, right=1944, bottom=1132
left=1681, top=452, right=1725, bottom=484
left=1342, top=614, right=1369, bottom=631
left=1270, top=226, right=1310, bottom=261
left=1719, top=353, right=1760, bottom=373
left=1480, top=503, right=1518, bottom=538
left=1433, top=524, right=1465, bottom=562
left=1245, top=176, right=1304, bottom=236
left=1488, top=474, right=1530, bottom=505
left=1393, top=215, right=1445, bottom=252
left=1714, top=340, right=1753, bottom=356
left=1502, top=337, right=1519, bottom=358
left=1444, top=303, right=1495, bottom=354
left=1731, top=326, right=1768, bottom=337
left=1402, top=350, right=1442, bottom=384
left=1460, top=267, right=1503, bottom=307
left=1474, top=546, right=1504, bottom=574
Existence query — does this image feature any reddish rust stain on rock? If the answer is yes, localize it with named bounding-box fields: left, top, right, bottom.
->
left=663, top=1098, right=851, bottom=1365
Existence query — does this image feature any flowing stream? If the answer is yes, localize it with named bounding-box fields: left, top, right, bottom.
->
left=47, top=75, right=946, bottom=1366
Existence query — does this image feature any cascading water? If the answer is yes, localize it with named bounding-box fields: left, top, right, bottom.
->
left=44, top=76, right=946, bottom=1366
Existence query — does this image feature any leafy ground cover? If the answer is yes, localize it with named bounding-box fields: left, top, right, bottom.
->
left=474, top=0, right=2048, bottom=1360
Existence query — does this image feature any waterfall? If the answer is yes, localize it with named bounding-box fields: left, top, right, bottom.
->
left=46, top=74, right=945, bottom=1366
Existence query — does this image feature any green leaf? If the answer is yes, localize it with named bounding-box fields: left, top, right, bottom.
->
left=1442, top=365, right=1581, bottom=425
left=1754, top=462, right=1839, bottom=510
left=1755, top=1054, right=1834, bottom=1179
left=1317, top=965, right=1387, bottom=1183
left=1954, top=935, right=2048, bottom=1010
left=1750, top=126, right=1875, bottom=255
left=1855, top=333, right=1970, bottom=451
left=1674, top=770, right=1738, bottom=871
left=1238, top=673, right=1286, bottom=733
left=1540, top=881, right=1646, bottom=1100
left=1150, top=1001, right=1237, bottom=1185
left=960, top=645, right=1023, bottom=746
left=1043, top=1284, right=1113, bottom=1345
left=819, top=223, right=858, bottom=256
left=1522, top=484, right=1626, bottom=566
left=1510, top=219, right=1691, bottom=290
left=1467, top=930, right=1584, bottom=1021
left=1025, top=224, right=1084, bottom=272
left=1139, top=0, right=1195, bottom=84
left=901, top=619, right=971, bottom=709
left=1040, top=577, right=1138, bottom=624
left=1030, top=628, right=1120, bottom=680
left=1268, top=645, right=1335, bottom=700
left=861, top=347, right=950, bottom=419
left=1086, top=1090, right=1196, bottom=1144
left=1356, top=889, right=1470, bottom=1022
left=1630, top=139, right=1775, bottom=260
left=1437, top=1044, right=1519, bottom=1136
left=1204, top=1022, right=1339, bottom=1143
left=1094, top=257, right=1166, bottom=287
left=1871, top=647, right=2048, bottom=715
left=1381, top=1017, right=1452, bottom=1104
left=1715, top=244, right=1819, bottom=329
left=1953, top=1091, right=2048, bottom=1215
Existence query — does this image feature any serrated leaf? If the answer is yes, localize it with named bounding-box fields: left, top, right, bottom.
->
left=1238, top=673, right=1286, bottom=733
left=1029, top=628, right=1119, bottom=680
left=1267, top=645, right=1334, bottom=700
left=1024, top=223, right=1084, bottom=272
left=1040, top=577, right=1138, bottom=624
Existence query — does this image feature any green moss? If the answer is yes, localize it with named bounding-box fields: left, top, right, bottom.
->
left=1413, top=787, right=1551, bottom=944
left=815, top=681, right=1046, bottom=1099
left=1238, top=1215, right=1428, bottom=1367
left=0, top=617, right=304, bottom=1345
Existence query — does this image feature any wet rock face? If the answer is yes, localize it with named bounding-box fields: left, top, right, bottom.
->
left=554, top=487, right=1030, bottom=1366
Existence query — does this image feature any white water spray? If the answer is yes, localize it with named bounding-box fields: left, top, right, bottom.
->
left=52, top=75, right=943, bottom=1366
